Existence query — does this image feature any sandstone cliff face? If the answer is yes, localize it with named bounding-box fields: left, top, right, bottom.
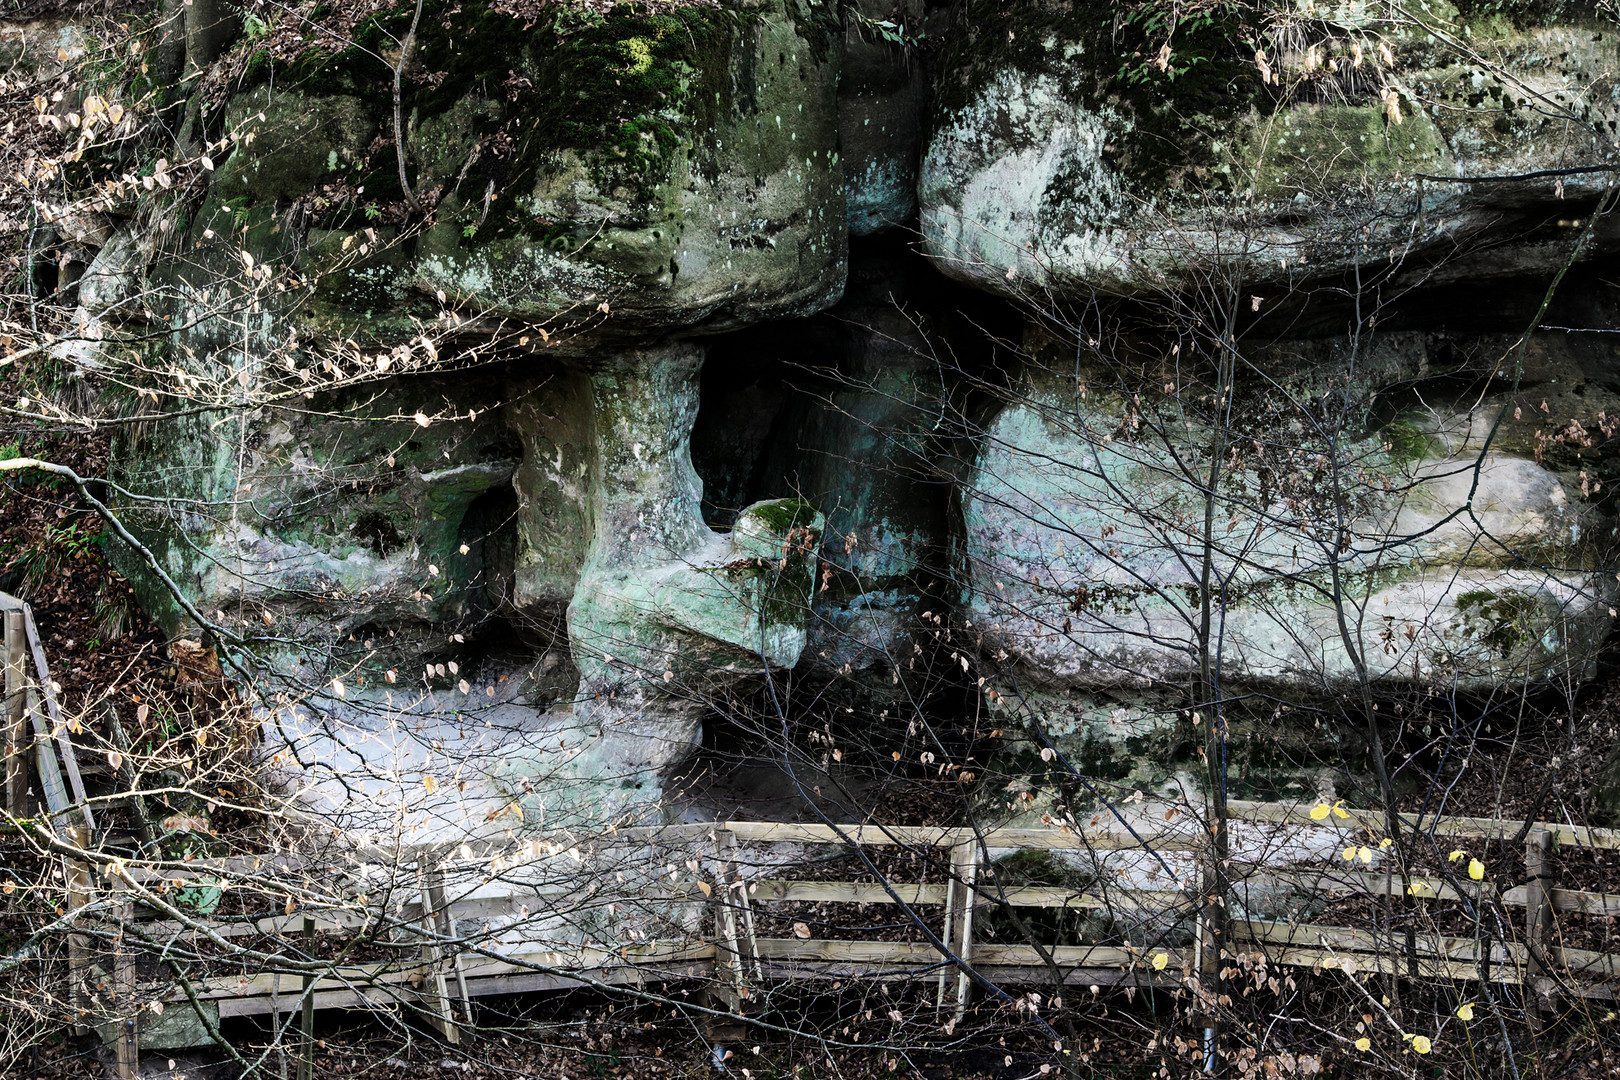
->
left=19, top=0, right=1620, bottom=822
left=920, top=0, right=1620, bottom=296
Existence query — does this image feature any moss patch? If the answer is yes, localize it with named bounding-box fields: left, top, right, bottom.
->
left=742, top=496, right=819, bottom=533
left=1239, top=102, right=1448, bottom=199
left=1457, top=588, right=1537, bottom=655
left=254, top=0, right=774, bottom=229
left=932, top=0, right=1262, bottom=191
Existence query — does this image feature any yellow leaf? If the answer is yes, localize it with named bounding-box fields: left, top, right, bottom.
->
left=1342, top=846, right=1358, bottom=862
left=1468, top=858, right=1485, bottom=881
left=1448, top=849, right=1466, bottom=862
left=1332, top=800, right=1349, bottom=819
left=697, top=880, right=712, bottom=897
left=1151, top=952, right=1169, bottom=971
left=1457, top=1002, right=1474, bottom=1021
left=424, top=776, right=438, bottom=794
left=1411, top=1035, right=1431, bottom=1054
left=1309, top=803, right=1330, bottom=821
left=1358, top=846, right=1373, bottom=864
left=1355, top=1038, right=1370, bottom=1052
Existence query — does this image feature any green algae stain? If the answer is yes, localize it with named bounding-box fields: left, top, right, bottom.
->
left=261, top=0, right=765, bottom=225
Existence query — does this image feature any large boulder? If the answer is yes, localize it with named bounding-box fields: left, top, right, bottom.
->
left=195, top=0, right=847, bottom=344
left=567, top=345, right=824, bottom=712
left=962, top=343, right=1615, bottom=696
left=920, top=0, right=1620, bottom=297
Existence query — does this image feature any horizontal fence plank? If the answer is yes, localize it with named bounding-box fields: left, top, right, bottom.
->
left=752, top=938, right=1185, bottom=974
left=1559, top=945, right=1620, bottom=980
left=1229, top=801, right=1620, bottom=851
left=750, top=881, right=946, bottom=905
left=980, top=885, right=1187, bottom=910
left=747, top=881, right=1186, bottom=910
left=720, top=822, right=1199, bottom=852
left=1258, top=945, right=1514, bottom=984
left=213, top=959, right=716, bottom=1019
left=1232, top=921, right=1515, bottom=967
left=753, top=939, right=914, bottom=964
left=970, top=944, right=1166, bottom=969
left=161, top=942, right=718, bottom=1007
left=1548, top=889, right=1620, bottom=918
left=1254, top=868, right=1475, bottom=904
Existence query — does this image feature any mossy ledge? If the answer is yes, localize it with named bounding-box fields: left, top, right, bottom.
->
left=236, top=0, right=789, bottom=231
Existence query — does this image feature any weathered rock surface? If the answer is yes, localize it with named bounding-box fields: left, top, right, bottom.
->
left=838, top=0, right=928, bottom=234
left=920, top=0, right=1620, bottom=297
left=197, top=0, right=848, bottom=344
left=963, top=353, right=1614, bottom=696
left=567, top=345, right=823, bottom=758
left=46, top=0, right=1619, bottom=829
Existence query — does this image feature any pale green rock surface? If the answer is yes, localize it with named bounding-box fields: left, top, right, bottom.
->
left=366, top=0, right=845, bottom=342
left=963, top=362, right=1614, bottom=694
left=920, top=2, right=1620, bottom=297
left=567, top=347, right=823, bottom=760
left=106, top=372, right=520, bottom=669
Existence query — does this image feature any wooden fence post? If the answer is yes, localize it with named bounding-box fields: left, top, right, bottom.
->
left=4, top=602, right=26, bottom=820
left=297, top=915, right=315, bottom=1080
left=111, top=874, right=139, bottom=1080
left=710, top=829, right=754, bottom=1026
left=428, top=864, right=471, bottom=1026
left=1525, top=828, right=1557, bottom=1027
left=21, top=605, right=92, bottom=831
left=946, top=840, right=979, bottom=1023
left=415, top=862, right=463, bottom=1043
left=65, top=825, right=93, bottom=1029
left=715, top=830, right=760, bottom=982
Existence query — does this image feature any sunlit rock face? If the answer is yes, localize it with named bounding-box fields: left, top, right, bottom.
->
left=193, top=0, right=848, bottom=346
left=919, top=0, right=1620, bottom=298
left=962, top=335, right=1615, bottom=697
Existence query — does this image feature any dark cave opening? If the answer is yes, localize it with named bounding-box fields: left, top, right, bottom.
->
left=455, top=479, right=520, bottom=644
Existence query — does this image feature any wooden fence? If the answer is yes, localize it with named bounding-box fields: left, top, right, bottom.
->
left=5, top=589, right=1620, bottom=1078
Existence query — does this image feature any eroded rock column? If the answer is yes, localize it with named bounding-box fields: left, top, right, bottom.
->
left=563, top=344, right=823, bottom=796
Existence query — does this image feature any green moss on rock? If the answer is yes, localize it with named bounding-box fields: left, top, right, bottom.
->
left=259, top=0, right=774, bottom=223
left=932, top=0, right=1261, bottom=191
